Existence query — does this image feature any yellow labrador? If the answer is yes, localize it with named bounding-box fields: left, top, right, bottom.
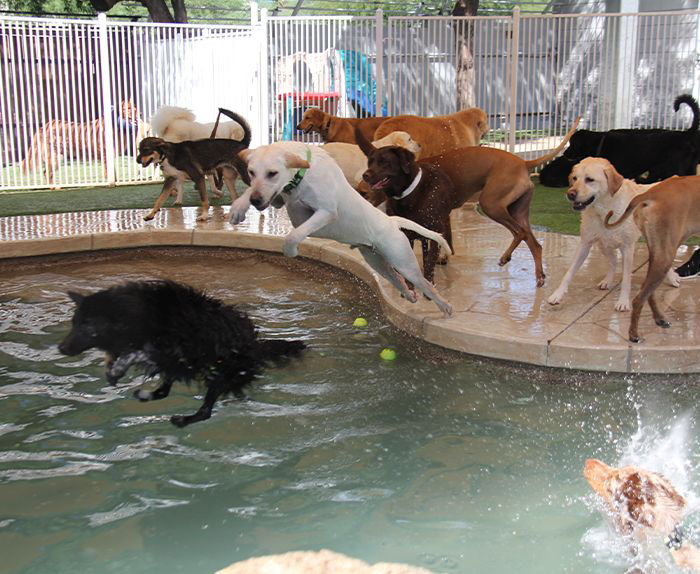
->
left=229, top=142, right=453, bottom=316
left=548, top=157, right=679, bottom=311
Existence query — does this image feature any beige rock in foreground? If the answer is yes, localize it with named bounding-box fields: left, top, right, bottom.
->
left=216, top=549, right=435, bottom=574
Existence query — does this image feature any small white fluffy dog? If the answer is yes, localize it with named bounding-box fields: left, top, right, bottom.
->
left=151, top=106, right=246, bottom=203
left=548, top=157, right=680, bottom=311
left=229, top=142, right=453, bottom=317
left=321, top=131, right=422, bottom=189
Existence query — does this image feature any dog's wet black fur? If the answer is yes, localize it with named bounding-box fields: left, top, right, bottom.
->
left=539, top=94, right=700, bottom=187
left=58, top=280, right=305, bottom=427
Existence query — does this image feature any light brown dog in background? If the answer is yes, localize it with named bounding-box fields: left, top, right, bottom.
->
left=605, top=175, right=700, bottom=342
left=372, top=107, right=489, bottom=159
left=296, top=107, right=387, bottom=144
left=584, top=458, right=700, bottom=572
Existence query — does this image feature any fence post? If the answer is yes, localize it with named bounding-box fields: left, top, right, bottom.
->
left=508, top=6, right=520, bottom=153
left=97, top=12, right=116, bottom=186
left=258, top=8, right=270, bottom=145
left=614, top=0, right=639, bottom=128
left=375, top=9, right=384, bottom=117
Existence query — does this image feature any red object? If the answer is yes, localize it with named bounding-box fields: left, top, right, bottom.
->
left=277, top=91, right=339, bottom=113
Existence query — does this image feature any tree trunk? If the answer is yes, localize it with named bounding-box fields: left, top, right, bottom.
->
left=171, top=0, right=188, bottom=23
left=140, top=0, right=175, bottom=22
left=452, top=0, right=478, bottom=110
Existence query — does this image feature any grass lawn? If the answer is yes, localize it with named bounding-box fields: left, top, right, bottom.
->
left=1, top=178, right=696, bottom=245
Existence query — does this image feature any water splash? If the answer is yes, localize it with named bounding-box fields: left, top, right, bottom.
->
left=582, top=411, right=699, bottom=573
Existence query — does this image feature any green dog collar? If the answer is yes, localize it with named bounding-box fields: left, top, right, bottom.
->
left=282, top=148, right=312, bottom=195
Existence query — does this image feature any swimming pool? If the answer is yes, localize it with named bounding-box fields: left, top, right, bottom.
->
left=0, top=247, right=698, bottom=573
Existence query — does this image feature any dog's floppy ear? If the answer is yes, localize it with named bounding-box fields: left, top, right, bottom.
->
left=396, top=147, right=416, bottom=175
left=603, top=162, right=624, bottom=195
left=284, top=151, right=310, bottom=169
left=238, top=149, right=251, bottom=164
left=67, top=291, right=84, bottom=305
left=355, top=126, right=377, bottom=157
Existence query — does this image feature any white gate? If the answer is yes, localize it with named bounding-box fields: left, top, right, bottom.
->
left=0, top=15, right=259, bottom=190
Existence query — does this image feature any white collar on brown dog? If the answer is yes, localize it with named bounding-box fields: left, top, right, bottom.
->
left=397, top=169, right=422, bottom=199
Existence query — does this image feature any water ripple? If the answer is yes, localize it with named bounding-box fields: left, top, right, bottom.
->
left=86, top=495, right=189, bottom=527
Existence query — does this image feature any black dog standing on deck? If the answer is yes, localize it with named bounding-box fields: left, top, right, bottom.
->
left=539, top=94, right=700, bottom=187
left=58, top=280, right=306, bottom=427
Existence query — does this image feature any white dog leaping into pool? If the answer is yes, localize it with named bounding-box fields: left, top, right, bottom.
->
left=229, top=142, right=454, bottom=317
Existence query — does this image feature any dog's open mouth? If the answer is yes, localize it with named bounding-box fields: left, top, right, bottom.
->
left=572, top=195, right=595, bottom=211
left=370, top=177, right=391, bottom=191
left=137, top=156, right=153, bottom=168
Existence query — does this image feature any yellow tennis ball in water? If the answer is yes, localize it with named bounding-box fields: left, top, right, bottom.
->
left=353, top=317, right=368, bottom=327
left=380, top=348, right=397, bottom=361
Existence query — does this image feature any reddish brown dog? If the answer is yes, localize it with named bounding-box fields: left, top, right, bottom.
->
left=356, top=128, right=454, bottom=283
left=359, top=120, right=580, bottom=287
left=296, top=107, right=387, bottom=144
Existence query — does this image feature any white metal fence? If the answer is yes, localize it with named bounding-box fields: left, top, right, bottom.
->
left=1, top=8, right=699, bottom=191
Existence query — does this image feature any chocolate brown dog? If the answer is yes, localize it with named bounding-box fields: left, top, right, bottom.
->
left=137, top=109, right=251, bottom=221
left=358, top=120, right=580, bottom=287
left=356, top=128, right=454, bottom=283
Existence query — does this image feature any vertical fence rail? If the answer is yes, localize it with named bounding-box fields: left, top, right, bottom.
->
left=1, top=10, right=700, bottom=191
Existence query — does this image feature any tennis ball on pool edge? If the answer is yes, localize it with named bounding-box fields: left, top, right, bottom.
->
left=380, top=348, right=397, bottom=361
left=353, top=317, right=368, bottom=327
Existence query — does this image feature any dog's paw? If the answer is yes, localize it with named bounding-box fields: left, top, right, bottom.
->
left=196, top=213, right=210, bottom=222
left=143, top=213, right=155, bottom=222
left=615, top=299, right=631, bottom=312
left=229, top=201, right=249, bottom=225
left=547, top=292, right=564, bottom=306
left=170, top=415, right=189, bottom=428
left=134, top=389, right=153, bottom=402
left=211, top=189, right=224, bottom=199
left=666, top=270, right=681, bottom=288
left=283, top=240, right=299, bottom=258
left=598, top=278, right=613, bottom=290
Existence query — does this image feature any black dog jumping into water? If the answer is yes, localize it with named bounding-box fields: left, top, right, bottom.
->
left=58, top=280, right=306, bottom=427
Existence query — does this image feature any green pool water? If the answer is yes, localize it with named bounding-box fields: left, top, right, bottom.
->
left=0, top=247, right=698, bottom=574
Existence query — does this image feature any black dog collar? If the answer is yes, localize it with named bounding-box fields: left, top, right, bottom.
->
left=282, top=148, right=312, bottom=195
left=665, top=524, right=685, bottom=550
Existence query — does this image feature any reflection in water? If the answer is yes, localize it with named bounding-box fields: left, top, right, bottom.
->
left=0, top=247, right=698, bottom=574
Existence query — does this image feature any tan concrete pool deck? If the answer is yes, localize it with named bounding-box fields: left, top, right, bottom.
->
left=1, top=204, right=699, bottom=374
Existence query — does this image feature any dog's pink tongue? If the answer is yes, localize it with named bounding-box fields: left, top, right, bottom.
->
left=371, top=178, right=389, bottom=191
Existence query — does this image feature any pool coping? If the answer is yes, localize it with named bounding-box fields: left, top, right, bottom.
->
left=1, top=206, right=698, bottom=374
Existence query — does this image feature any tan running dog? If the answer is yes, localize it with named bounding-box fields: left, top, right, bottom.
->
left=584, top=458, right=700, bottom=572
left=296, top=107, right=387, bottom=144
left=372, top=107, right=489, bottom=159
left=229, top=142, right=454, bottom=317
left=548, top=158, right=679, bottom=311
left=605, top=175, right=700, bottom=342
left=417, top=118, right=580, bottom=287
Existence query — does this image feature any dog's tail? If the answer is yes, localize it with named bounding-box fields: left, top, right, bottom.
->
left=256, top=339, right=306, bottom=361
left=391, top=216, right=453, bottom=256
left=217, top=108, right=252, bottom=148
left=674, top=94, right=700, bottom=134
left=525, top=116, right=581, bottom=171
left=150, top=106, right=195, bottom=137
left=604, top=192, right=650, bottom=229
left=671, top=543, right=700, bottom=572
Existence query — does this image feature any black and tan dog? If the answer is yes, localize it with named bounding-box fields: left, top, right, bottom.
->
left=137, top=108, right=252, bottom=221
